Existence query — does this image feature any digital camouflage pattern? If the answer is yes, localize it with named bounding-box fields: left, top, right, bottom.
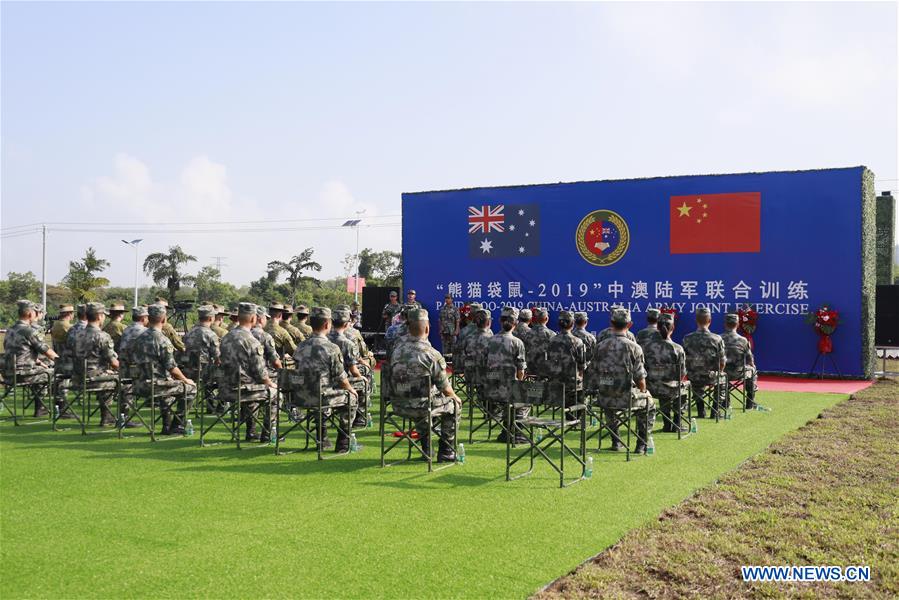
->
left=635, top=325, right=661, bottom=348
left=132, top=327, right=197, bottom=430
left=219, top=327, right=268, bottom=393
left=184, top=324, right=221, bottom=365
left=118, top=322, right=147, bottom=366
left=73, top=324, right=117, bottom=387
left=546, top=330, right=586, bottom=388
left=596, top=326, right=636, bottom=344
left=587, top=332, right=648, bottom=407
left=721, top=328, right=757, bottom=405
left=513, top=321, right=531, bottom=343
left=289, top=334, right=357, bottom=436
left=439, top=303, right=461, bottom=355
left=682, top=328, right=726, bottom=385
left=3, top=320, right=50, bottom=372
left=265, top=319, right=297, bottom=358
left=382, top=301, right=402, bottom=324
left=327, top=329, right=359, bottom=372
left=524, top=323, right=555, bottom=378
left=251, top=324, right=279, bottom=369
left=643, top=334, right=688, bottom=427
left=463, top=327, right=493, bottom=383
left=282, top=320, right=306, bottom=345
left=384, top=321, right=408, bottom=358
left=572, top=326, right=596, bottom=362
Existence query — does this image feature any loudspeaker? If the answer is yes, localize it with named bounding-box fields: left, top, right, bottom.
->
left=875, top=285, right=899, bottom=346
left=362, top=286, right=400, bottom=333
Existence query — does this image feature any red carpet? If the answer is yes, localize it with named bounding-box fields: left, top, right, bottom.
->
left=757, top=375, right=872, bottom=395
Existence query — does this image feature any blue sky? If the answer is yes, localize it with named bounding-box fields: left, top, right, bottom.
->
left=2, top=1, right=896, bottom=288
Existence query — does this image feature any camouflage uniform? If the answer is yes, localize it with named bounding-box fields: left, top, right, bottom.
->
left=721, top=314, right=757, bottom=408
left=281, top=307, right=306, bottom=345
left=572, top=312, right=596, bottom=366
left=683, top=315, right=727, bottom=418
left=50, top=315, right=72, bottom=355
left=2, top=311, right=53, bottom=415
left=133, top=306, right=197, bottom=433
left=524, top=309, right=555, bottom=379
left=546, top=326, right=586, bottom=393
left=118, top=308, right=148, bottom=409
left=290, top=315, right=357, bottom=449
left=643, top=314, right=688, bottom=431
left=635, top=308, right=662, bottom=349
left=294, top=306, right=313, bottom=339
left=251, top=310, right=280, bottom=373
left=161, top=321, right=185, bottom=353
left=219, top=304, right=275, bottom=439
left=382, top=299, right=402, bottom=328
left=485, top=307, right=528, bottom=438
left=384, top=321, right=408, bottom=358
left=439, top=302, right=460, bottom=356
left=183, top=322, right=221, bottom=382
left=387, top=310, right=458, bottom=455
left=119, top=320, right=147, bottom=368
left=328, top=317, right=369, bottom=425
left=103, top=307, right=127, bottom=352
left=587, top=309, right=655, bottom=449
left=73, top=310, right=119, bottom=424
left=596, top=326, right=636, bottom=344
left=513, top=309, right=532, bottom=344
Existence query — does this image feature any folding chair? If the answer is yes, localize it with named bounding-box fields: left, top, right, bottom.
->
left=200, top=366, right=241, bottom=447
left=466, top=352, right=504, bottom=443
left=685, top=343, right=728, bottom=422
left=506, top=378, right=586, bottom=488
left=351, top=362, right=373, bottom=429
left=646, top=349, right=692, bottom=439
left=480, top=365, right=520, bottom=444
left=1, top=353, right=52, bottom=426
left=379, top=363, right=457, bottom=473
left=586, top=368, right=653, bottom=461
left=229, top=367, right=276, bottom=450
left=71, top=359, right=121, bottom=436
left=725, top=353, right=751, bottom=413
left=276, top=369, right=353, bottom=460
left=121, top=363, right=188, bottom=442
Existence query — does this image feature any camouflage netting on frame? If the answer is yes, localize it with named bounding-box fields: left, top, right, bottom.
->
left=861, top=168, right=876, bottom=378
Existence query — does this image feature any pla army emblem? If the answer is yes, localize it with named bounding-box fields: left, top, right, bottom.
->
left=575, top=209, right=630, bottom=266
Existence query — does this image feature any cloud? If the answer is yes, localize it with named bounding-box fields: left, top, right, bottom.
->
left=81, top=153, right=153, bottom=214
left=177, top=155, right=233, bottom=219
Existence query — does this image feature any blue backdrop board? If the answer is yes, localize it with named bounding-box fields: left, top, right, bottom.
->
left=402, top=167, right=876, bottom=377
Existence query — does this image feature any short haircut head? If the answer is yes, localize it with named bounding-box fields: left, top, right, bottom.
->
left=408, top=320, right=427, bottom=337
left=310, top=316, right=329, bottom=331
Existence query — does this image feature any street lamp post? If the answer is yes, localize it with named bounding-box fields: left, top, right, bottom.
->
left=121, top=239, right=143, bottom=308
left=342, top=210, right=366, bottom=304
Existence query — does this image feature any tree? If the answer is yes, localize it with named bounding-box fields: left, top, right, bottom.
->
left=62, top=248, right=110, bottom=302
left=194, top=265, right=239, bottom=306
left=0, top=271, right=42, bottom=325
left=142, top=245, right=197, bottom=301
left=266, top=248, right=323, bottom=304
left=351, top=248, right=402, bottom=287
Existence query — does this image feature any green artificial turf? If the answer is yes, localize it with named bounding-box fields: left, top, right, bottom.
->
left=0, top=385, right=844, bottom=599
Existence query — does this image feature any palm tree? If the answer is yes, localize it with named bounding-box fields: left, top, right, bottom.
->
left=143, top=245, right=197, bottom=300
left=63, top=247, right=110, bottom=302
left=267, top=248, right=323, bottom=304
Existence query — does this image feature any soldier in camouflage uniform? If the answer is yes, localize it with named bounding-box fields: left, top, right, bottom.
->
left=251, top=306, right=282, bottom=372
left=572, top=312, right=596, bottom=366
left=453, top=302, right=483, bottom=374
left=387, top=309, right=460, bottom=462
left=588, top=308, right=655, bottom=453
left=57, top=304, right=89, bottom=416
left=290, top=307, right=359, bottom=452
left=294, top=305, right=313, bottom=339
left=546, top=310, right=587, bottom=396
left=118, top=306, right=148, bottom=413
left=329, top=305, right=369, bottom=428
left=281, top=305, right=306, bottom=345
left=227, top=310, right=240, bottom=331
left=266, top=303, right=297, bottom=360
left=211, top=306, right=229, bottom=339
left=384, top=308, right=409, bottom=359
left=721, top=313, right=757, bottom=409
left=513, top=308, right=532, bottom=343
left=339, top=306, right=375, bottom=413
left=183, top=305, right=221, bottom=388
left=3, top=300, right=58, bottom=416
left=524, top=307, right=555, bottom=379
left=636, top=308, right=661, bottom=348
left=381, top=290, right=402, bottom=330
left=682, top=307, right=727, bottom=419
left=133, top=304, right=197, bottom=435
left=644, top=313, right=688, bottom=432
left=102, top=304, right=127, bottom=352
left=485, top=306, right=527, bottom=443
left=438, top=294, right=461, bottom=357
left=463, top=306, right=494, bottom=386
left=219, top=303, right=277, bottom=442
left=73, top=303, right=120, bottom=426
left=404, top=289, right=422, bottom=310
left=596, top=307, right=637, bottom=344
left=153, top=298, right=186, bottom=353
left=30, top=304, right=47, bottom=336
left=350, top=301, right=362, bottom=329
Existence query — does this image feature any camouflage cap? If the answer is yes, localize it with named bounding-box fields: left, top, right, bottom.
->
left=255, top=306, right=269, bottom=319
left=109, top=303, right=126, bottom=312
left=154, top=298, right=169, bottom=306
left=76, top=304, right=87, bottom=317
left=500, top=305, right=519, bottom=320
left=518, top=308, right=532, bottom=321
left=469, top=302, right=482, bottom=311
left=216, top=304, right=229, bottom=315
left=335, top=304, right=351, bottom=312
left=406, top=289, right=416, bottom=295
left=310, top=306, right=331, bottom=319
left=646, top=308, right=661, bottom=319
left=229, top=310, right=238, bottom=318
left=333, top=306, right=352, bottom=321
left=295, top=304, right=310, bottom=315
left=388, top=290, right=398, bottom=297
left=268, top=302, right=284, bottom=311
left=282, top=304, right=294, bottom=314
left=16, top=299, right=34, bottom=313
left=658, top=312, right=675, bottom=325
left=725, top=313, right=739, bottom=326
left=132, top=305, right=149, bottom=319
left=33, top=303, right=45, bottom=313
left=695, top=307, right=712, bottom=318
left=58, top=304, right=75, bottom=313
left=610, top=307, right=631, bottom=326
left=558, top=310, right=574, bottom=321
left=197, top=304, right=216, bottom=319
left=148, top=304, right=167, bottom=318
left=86, top=302, right=108, bottom=316
left=407, top=308, right=429, bottom=323
left=532, top=307, right=547, bottom=319
left=574, top=311, right=588, bottom=321
left=238, top=302, right=257, bottom=317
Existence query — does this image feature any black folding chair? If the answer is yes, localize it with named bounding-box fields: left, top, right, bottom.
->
left=725, top=353, right=750, bottom=413
left=276, top=369, right=353, bottom=460
left=466, top=352, right=504, bottom=444
left=506, top=378, right=586, bottom=488
left=71, top=359, right=121, bottom=436
left=646, top=349, right=692, bottom=439
left=379, top=363, right=457, bottom=473
left=200, top=366, right=241, bottom=447
left=586, top=368, right=653, bottom=461
left=1, top=353, right=52, bottom=426
left=121, top=362, right=187, bottom=442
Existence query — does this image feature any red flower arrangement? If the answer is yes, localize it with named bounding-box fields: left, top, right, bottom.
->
left=737, top=303, right=758, bottom=349
left=805, top=304, right=839, bottom=354
left=660, top=306, right=679, bottom=321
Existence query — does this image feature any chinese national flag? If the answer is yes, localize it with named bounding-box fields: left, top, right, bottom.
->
left=670, top=192, right=761, bottom=254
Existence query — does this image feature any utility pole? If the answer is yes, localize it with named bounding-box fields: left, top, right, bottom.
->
left=211, top=256, right=228, bottom=272
left=342, top=210, right=366, bottom=304
left=121, top=239, right=143, bottom=307
left=41, top=224, right=47, bottom=310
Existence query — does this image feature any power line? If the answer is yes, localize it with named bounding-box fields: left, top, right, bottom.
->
left=1, top=214, right=401, bottom=232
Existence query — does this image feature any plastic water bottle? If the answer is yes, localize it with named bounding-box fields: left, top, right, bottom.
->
left=185, top=419, right=194, bottom=436
left=585, top=456, right=594, bottom=479
left=366, top=412, right=373, bottom=428
left=690, top=417, right=697, bottom=433
left=457, top=443, right=465, bottom=464
left=646, top=437, right=655, bottom=455
left=269, top=425, right=277, bottom=445
left=54, top=405, right=61, bottom=420
left=117, top=412, right=125, bottom=428
left=755, top=404, right=771, bottom=412
left=350, top=433, right=359, bottom=453
left=725, top=407, right=733, bottom=421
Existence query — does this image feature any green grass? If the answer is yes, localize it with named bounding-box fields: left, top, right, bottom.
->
left=1, top=386, right=844, bottom=599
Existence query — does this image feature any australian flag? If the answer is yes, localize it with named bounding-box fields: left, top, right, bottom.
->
left=468, top=203, right=541, bottom=258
